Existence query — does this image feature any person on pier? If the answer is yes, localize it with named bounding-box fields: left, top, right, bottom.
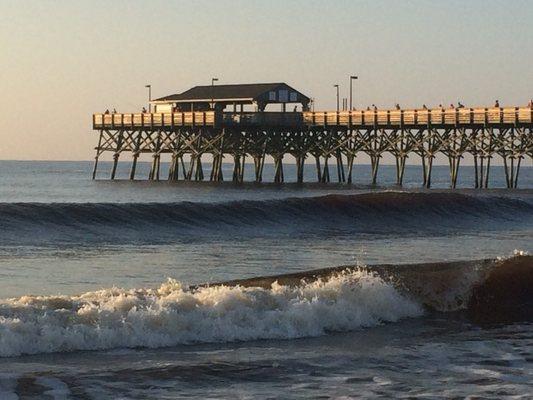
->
left=112, top=108, right=117, bottom=114
left=395, top=103, right=400, bottom=110
left=494, top=100, right=500, bottom=108
left=457, top=102, right=465, bottom=108
left=142, top=107, right=147, bottom=113
left=373, top=104, right=377, bottom=111
left=104, top=109, right=110, bottom=114
left=450, top=103, right=455, bottom=109
left=422, top=104, right=428, bottom=110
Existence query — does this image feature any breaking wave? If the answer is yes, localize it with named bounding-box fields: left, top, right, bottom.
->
left=0, top=269, right=422, bottom=357
left=1, top=255, right=531, bottom=358
left=0, top=192, right=531, bottom=244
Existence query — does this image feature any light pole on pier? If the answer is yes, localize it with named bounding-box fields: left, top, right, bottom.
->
left=211, top=78, right=219, bottom=110
left=334, top=84, right=340, bottom=112
left=145, top=84, right=152, bottom=112
left=349, top=76, right=358, bottom=110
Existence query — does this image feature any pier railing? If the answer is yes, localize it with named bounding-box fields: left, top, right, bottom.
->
left=93, top=107, right=533, bottom=130
left=303, top=107, right=533, bottom=127
left=93, top=111, right=216, bottom=129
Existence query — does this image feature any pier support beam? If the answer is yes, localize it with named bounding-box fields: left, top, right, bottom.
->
left=149, top=154, right=161, bottom=181
left=168, top=154, right=180, bottom=181
left=92, top=130, right=104, bottom=180
left=423, top=155, right=434, bottom=188
left=110, top=153, right=120, bottom=180
left=395, top=155, right=407, bottom=186
left=295, top=155, right=305, bottom=183
left=273, top=154, right=284, bottom=183
left=321, top=156, right=330, bottom=183
left=346, top=154, right=355, bottom=184
left=129, top=153, right=139, bottom=180
left=448, top=155, right=461, bottom=189
left=232, top=154, right=244, bottom=183
left=336, top=151, right=345, bottom=183
left=503, top=155, right=522, bottom=189
left=314, top=155, right=322, bottom=182
left=370, top=154, right=380, bottom=185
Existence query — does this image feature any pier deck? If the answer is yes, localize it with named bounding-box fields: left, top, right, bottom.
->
left=92, top=106, right=533, bottom=188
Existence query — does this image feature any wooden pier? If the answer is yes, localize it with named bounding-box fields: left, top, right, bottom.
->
left=92, top=107, right=533, bottom=188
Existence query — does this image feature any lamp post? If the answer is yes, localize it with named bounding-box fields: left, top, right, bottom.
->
left=211, top=78, right=218, bottom=110
left=145, top=85, right=151, bottom=112
left=334, top=84, right=340, bottom=112
left=349, top=76, right=358, bottom=111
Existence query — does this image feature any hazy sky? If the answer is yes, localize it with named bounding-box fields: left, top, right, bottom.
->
left=1, top=0, right=532, bottom=160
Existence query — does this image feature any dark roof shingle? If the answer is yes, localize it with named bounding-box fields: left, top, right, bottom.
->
left=154, top=83, right=306, bottom=102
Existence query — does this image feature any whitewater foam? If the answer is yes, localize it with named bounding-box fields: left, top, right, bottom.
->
left=0, top=270, right=422, bottom=357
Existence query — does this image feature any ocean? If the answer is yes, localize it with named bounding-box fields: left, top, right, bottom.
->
left=0, top=160, right=532, bottom=399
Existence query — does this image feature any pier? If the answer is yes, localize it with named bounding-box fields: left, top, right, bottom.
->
left=92, top=84, right=533, bottom=188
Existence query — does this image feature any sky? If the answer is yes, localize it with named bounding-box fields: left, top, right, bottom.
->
left=1, top=0, right=532, bottom=161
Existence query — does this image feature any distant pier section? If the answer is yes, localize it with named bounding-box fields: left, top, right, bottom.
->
left=92, top=82, right=533, bottom=188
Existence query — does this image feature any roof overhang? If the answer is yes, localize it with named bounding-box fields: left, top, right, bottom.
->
left=151, top=97, right=255, bottom=104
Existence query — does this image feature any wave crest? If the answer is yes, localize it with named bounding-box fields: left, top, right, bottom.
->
left=0, top=192, right=531, bottom=244
left=0, top=270, right=422, bottom=357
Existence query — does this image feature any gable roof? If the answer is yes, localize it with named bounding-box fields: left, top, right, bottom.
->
left=154, top=83, right=309, bottom=102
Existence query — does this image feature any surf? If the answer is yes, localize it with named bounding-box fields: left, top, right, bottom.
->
left=0, top=254, right=530, bottom=357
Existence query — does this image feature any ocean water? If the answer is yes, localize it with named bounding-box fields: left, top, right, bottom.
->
left=0, top=160, right=532, bottom=399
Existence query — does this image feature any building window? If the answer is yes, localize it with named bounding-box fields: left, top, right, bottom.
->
left=290, top=92, right=297, bottom=102
left=278, top=90, right=288, bottom=102
left=269, top=91, right=276, bottom=101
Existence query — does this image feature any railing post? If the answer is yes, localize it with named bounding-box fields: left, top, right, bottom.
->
left=515, top=107, right=519, bottom=125
left=414, top=109, right=418, bottom=125
left=484, top=108, right=488, bottom=125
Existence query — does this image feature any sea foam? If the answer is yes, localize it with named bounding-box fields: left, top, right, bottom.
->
left=0, top=270, right=422, bottom=357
